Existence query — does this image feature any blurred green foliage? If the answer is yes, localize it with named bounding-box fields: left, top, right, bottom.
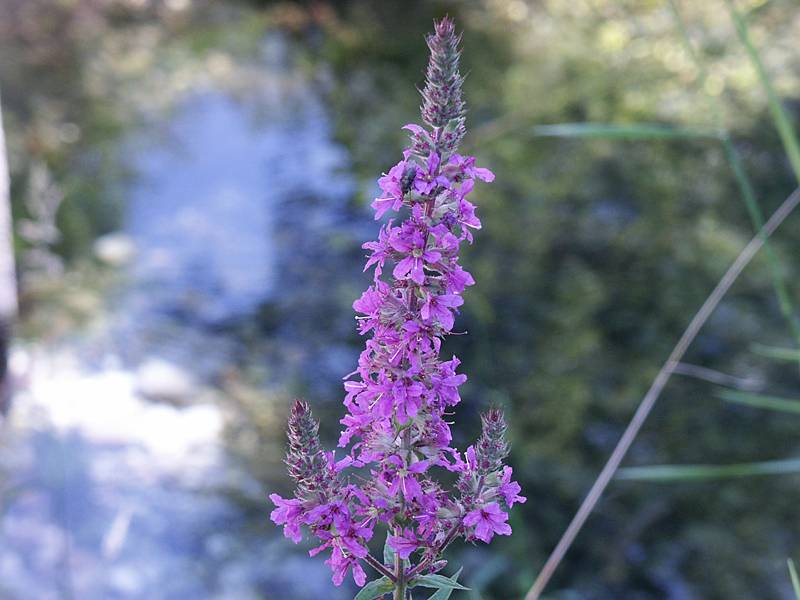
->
left=3, top=0, right=800, bottom=598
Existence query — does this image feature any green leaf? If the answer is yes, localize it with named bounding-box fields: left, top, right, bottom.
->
left=412, top=572, right=470, bottom=591
left=789, top=559, right=800, bottom=599
left=718, top=390, right=800, bottom=415
left=532, top=122, right=719, bottom=140
left=383, top=537, right=396, bottom=567
left=751, top=344, right=800, bottom=362
left=617, top=458, right=800, bottom=482
left=426, top=568, right=464, bottom=600
left=354, top=577, right=394, bottom=600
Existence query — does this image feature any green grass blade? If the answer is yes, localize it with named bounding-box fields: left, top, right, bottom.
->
left=669, top=0, right=800, bottom=356
left=751, top=344, right=800, bottom=361
left=789, top=559, right=800, bottom=599
left=718, top=389, right=800, bottom=415
left=725, top=0, right=800, bottom=182
left=532, top=122, right=719, bottom=140
left=720, top=137, right=800, bottom=347
left=617, top=457, right=800, bottom=481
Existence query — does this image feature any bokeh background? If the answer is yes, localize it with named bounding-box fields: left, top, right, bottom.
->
left=1, top=1, right=800, bottom=598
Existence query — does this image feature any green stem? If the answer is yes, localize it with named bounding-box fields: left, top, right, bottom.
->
left=393, top=581, right=406, bottom=600
left=394, top=551, right=406, bottom=600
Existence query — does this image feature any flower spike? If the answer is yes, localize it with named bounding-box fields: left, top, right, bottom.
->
left=269, top=18, right=524, bottom=592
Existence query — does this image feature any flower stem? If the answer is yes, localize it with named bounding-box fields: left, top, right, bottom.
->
left=406, top=521, right=462, bottom=580
left=394, top=552, right=406, bottom=600
left=393, top=580, right=406, bottom=600
left=364, top=553, right=396, bottom=582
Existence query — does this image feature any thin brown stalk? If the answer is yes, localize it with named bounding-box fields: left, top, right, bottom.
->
left=525, top=187, right=800, bottom=600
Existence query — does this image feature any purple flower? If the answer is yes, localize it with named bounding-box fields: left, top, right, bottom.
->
left=452, top=180, right=482, bottom=242
left=367, top=373, right=426, bottom=422
left=390, top=224, right=442, bottom=285
left=413, top=152, right=449, bottom=195
left=430, top=357, right=467, bottom=406
left=388, top=528, right=420, bottom=559
left=430, top=223, right=460, bottom=253
left=447, top=153, right=495, bottom=182
left=373, top=159, right=411, bottom=219
left=465, top=446, right=477, bottom=471
left=362, top=225, right=393, bottom=277
left=305, top=500, right=350, bottom=531
left=387, top=457, right=429, bottom=501
left=269, top=494, right=304, bottom=543
left=324, top=545, right=367, bottom=587
left=444, top=264, right=475, bottom=294
left=340, top=522, right=373, bottom=558
left=420, top=292, right=463, bottom=331
left=498, top=466, right=527, bottom=507
left=463, top=502, right=513, bottom=543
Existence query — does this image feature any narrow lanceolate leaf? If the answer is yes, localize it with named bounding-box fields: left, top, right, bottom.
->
left=412, top=573, right=470, bottom=591
left=718, top=390, right=800, bottom=415
left=532, top=122, right=720, bottom=140
left=426, top=568, right=464, bottom=600
left=617, top=458, right=800, bottom=482
left=354, top=577, right=394, bottom=600
left=383, top=537, right=396, bottom=567
left=725, top=0, right=800, bottom=183
left=788, top=559, right=800, bottom=599
left=751, top=344, right=800, bottom=362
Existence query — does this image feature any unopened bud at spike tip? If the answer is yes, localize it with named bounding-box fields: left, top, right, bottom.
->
left=284, top=399, right=335, bottom=500
left=421, top=16, right=466, bottom=153
left=475, top=407, right=510, bottom=476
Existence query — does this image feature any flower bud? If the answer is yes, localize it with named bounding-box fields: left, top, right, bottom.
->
left=285, top=399, right=335, bottom=499
left=430, top=560, right=448, bottom=574
left=421, top=16, right=466, bottom=152
left=474, top=408, right=509, bottom=476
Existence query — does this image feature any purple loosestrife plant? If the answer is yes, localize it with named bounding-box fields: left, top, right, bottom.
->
left=270, top=17, right=525, bottom=599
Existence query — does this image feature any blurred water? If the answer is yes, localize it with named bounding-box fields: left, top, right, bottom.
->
left=128, top=92, right=278, bottom=323
left=0, top=34, right=361, bottom=600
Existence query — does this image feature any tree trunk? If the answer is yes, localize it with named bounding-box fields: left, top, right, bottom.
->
left=0, top=89, right=17, bottom=415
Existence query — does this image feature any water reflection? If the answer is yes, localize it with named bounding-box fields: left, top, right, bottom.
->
left=0, top=33, right=361, bottom=599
